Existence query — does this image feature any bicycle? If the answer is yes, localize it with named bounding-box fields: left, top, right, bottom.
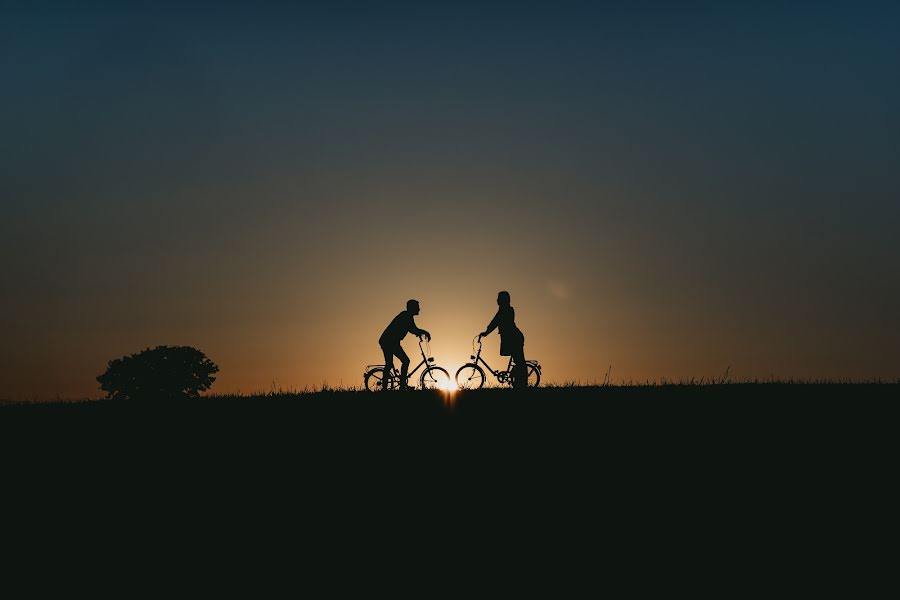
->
left=364, top=337, right=451, bottom=391
left=455, top=335, right=541, bottom=389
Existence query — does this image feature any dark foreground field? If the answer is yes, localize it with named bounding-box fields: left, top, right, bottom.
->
left=3, top=383, right=897, bottom=584
left=7, top=382, right=896, bottom=495
left=4, top=383, right=896, bottom=453
left=5, top=383, right=896, bottom=511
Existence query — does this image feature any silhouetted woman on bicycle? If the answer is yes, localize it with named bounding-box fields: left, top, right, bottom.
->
left=479, top=291, right=527, bottom=389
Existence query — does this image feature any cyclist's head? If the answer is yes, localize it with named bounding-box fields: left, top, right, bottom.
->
left=497, top=291, right=511, bottom=306
left=407, top=299, right=420, bottom=315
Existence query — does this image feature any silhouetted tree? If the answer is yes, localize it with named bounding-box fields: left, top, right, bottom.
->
left=97, top=346, right=218, bottom=402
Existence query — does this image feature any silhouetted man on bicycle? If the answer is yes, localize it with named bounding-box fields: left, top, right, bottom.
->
left=480, top=291, right=527, bottom=389
left=380, top=299, right=431, bottom=391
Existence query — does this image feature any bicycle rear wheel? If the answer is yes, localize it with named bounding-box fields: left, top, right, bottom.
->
left=455, top=364, right=485, bottom=389
left=526, top=362, right=541, bottom=387
left=364, top=367, right=397, bottom=392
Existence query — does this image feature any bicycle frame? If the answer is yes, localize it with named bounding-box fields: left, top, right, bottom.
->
left=455, top=336, right=540, bottom=390
left=384, top=338, right=436, bottom=384
left=470, top=339, right=518, bottom=383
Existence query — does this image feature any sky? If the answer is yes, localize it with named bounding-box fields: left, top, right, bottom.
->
left=2, top=2, right=899, bottom=398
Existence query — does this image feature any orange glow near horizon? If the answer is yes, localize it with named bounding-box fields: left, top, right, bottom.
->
left=3, top=230, right=899, bottom=400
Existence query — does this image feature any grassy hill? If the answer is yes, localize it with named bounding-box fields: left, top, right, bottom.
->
left=4, top=383, right=895, bottom=449
left=3, top=382, right=895, bottom=565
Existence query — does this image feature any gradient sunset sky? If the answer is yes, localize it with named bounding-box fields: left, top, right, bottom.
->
left=2, top=2, right=899, bottom=398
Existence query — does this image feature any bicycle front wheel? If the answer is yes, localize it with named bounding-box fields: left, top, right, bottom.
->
left=420, top=366, right=451, bottom=390
left=455, top=364, right=485, bottom=390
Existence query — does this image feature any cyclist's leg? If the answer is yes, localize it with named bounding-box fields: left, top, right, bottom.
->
left=396, top=346, right=411, bottom=389
left=381, top=344, right=394, bottom=391
left=511, top=346, right=527, bottom=389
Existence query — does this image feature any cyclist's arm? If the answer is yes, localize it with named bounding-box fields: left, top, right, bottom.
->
left=408, top=317, right=431, bottom=340
left=481, top=311, right=501, bottom=337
